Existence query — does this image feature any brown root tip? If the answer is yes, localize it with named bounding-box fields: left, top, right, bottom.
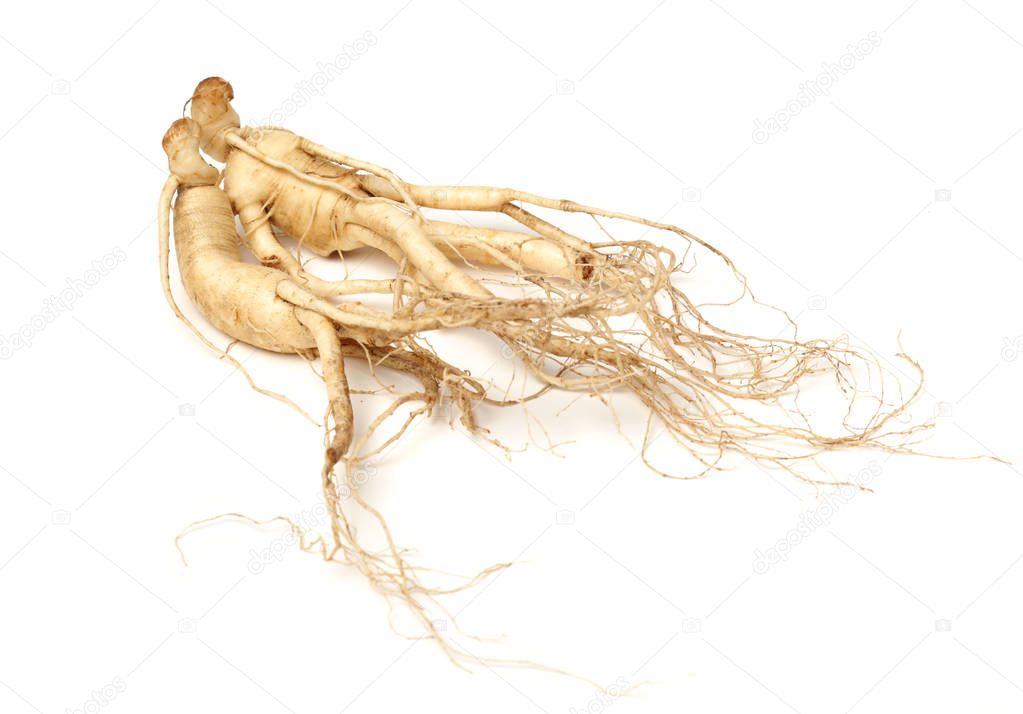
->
left=190, top=77, right=236, bottom=126
left=162, top=117, right=201, bottom=155
left=578, top=253, right=595, bottom=281
left=189, top=77, right=241, bottom=161
left=193, top=76, right=234, bottom=103
left=162, top=117, right=218, bottom=185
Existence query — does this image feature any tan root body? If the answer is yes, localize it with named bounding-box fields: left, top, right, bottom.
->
left=161, top=119, right=506, bottom=667
left=162, top=79, right=974, bottom=671
left=189, top=77, right=589, bottom=300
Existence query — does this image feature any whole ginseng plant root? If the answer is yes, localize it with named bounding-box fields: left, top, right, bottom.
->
left=185, top=77, right=935, bottom=473
left=168, top=79, right=955, bottom=670
left=161, top=118, right=573, bottom=669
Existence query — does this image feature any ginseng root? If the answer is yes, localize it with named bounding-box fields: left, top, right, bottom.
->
left=184, top=79, right=933, bottom=478
left=188, top=77, right=590, bottom=299
left=166, top=74, right=969, bottom=673
left=162, top=118, right=520, bottom=667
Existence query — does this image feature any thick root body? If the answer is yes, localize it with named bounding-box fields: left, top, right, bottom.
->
left=221, top=128, right=491, bottom=296
left=167, top=80, right=968, bottom=675
left=173, top=185, right=316, bottom=353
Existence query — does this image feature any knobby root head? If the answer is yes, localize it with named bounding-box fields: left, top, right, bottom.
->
left=189, top=76, right=240, bottom=161
left=162, top=118, right=219, bottom=186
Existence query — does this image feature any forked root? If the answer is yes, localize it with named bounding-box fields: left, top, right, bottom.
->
left=172, top=86, right=1005, bottom=681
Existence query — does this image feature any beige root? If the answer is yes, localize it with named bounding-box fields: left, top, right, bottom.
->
left=188, top=77, right=591, bottom=299
left=167, top=77, right=990, bottom=672
left=163, top=117, right=539, bottom=669
left=185, top=82, right=934, bottom=472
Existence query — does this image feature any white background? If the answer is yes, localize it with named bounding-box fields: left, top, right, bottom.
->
left=2, top=1, right=1022, bottom=712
